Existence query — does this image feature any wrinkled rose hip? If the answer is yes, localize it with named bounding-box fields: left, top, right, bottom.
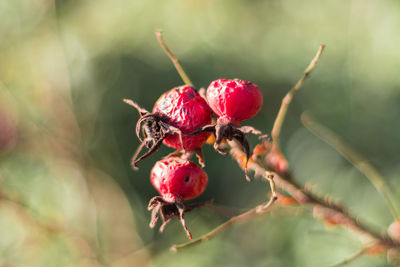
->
left=153, top=85, right=211, bottom=151
left=124, top=85, right=211, bottom=169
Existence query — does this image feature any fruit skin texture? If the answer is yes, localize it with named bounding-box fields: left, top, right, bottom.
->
left=150, top=157, right=208, bottom=203
left=153, top=85, right=211, bottom=150
left=206, top=79, right=263, bottom=124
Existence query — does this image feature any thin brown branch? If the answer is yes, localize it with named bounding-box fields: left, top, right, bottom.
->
left=230, top=145, right=399, bottom=247
left=262, top=44, right=399, bottom=247
left=271, top=44, right=325, bottom=145
left=301, top=112, right=400, bottom=219
left=171, top=139, right=399, bottom=251
left=167, top=43, right=399, bottom=256
left=156, top=30, right=194, bottom=87
left=170, top=172, right=277, bottom=251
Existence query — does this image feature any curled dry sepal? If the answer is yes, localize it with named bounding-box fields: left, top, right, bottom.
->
left=124, top=85, right=212, bottom=169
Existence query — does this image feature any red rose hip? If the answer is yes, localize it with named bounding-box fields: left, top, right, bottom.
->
left=123, top=85, right=211, bottom=169
left=207, top=79, right=263, bottom=124
left=191, top=79, right=270, bottom=181
left=150, top=157, right=208, bottom=202
left=148, top=157, right=208, bottom=239
left=153, top=85, right=211, bottom=151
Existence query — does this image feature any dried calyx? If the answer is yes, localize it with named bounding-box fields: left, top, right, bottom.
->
left=148, top=196, right=192, bottom=239
left=123, top=99, right=184, bottom=169
left=124, top=85, right=212, bottom=170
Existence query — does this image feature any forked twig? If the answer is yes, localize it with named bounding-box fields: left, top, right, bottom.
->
left=161, top=41, right=399, bottom=267
left=271, top=44, right=325, bottom=145
left=230, top=143, right=397, bottom=246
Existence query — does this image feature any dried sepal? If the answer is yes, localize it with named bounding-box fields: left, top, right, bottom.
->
left=190, top=122, right=270, bottom=181
left=147, top=196, right=193, bottom=239
left=124, top=99, right=185, bottom=169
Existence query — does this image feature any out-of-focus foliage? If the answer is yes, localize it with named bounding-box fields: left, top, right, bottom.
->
left=1, top=0, right=400, bottom=266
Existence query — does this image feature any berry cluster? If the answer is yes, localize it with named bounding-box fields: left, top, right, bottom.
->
left=124, top=78, right=269, bottom=239
left=123, top=32, right=270, bottom=240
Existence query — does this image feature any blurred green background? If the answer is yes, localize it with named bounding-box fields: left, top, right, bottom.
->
left=1, top=0, right=400, bottom=266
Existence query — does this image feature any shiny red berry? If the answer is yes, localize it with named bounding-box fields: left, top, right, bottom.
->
left=153, top=85, right=211, bottom=150
left=150, top=157, right=208, bottom=203
left=206, top=79, right=263, bottom=124
left=148, top=157, right=208, bottom=239
left=190, top=79, right=269, bottom=181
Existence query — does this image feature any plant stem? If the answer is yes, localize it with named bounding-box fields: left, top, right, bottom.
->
left=301, top=112, right=400, bottom=220
left=170, top=43, right=400, bottom=256
left=231, top=145, right=398, bottom=246
left=156, top=30, right=194, bottom=87
left=171, top=141, right=399, bottom=252
left=271, top=44, right=325, bottom=145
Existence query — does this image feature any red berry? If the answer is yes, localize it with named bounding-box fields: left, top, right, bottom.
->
left=148, top=157, right=208, bottom=239
left=153, top=85, right=212, bottom=150
left=151, top=157, right=208, bottom=203
left=190, top=79, right=267, bottom=180
left=206, top=79, right=263, bottom=124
